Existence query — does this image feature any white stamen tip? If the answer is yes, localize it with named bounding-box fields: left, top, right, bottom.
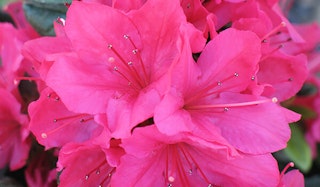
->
left=41, top=133, right=47, bottom=139
left=168, top=176, right=175, bottom=182
left=272, top=97, right=278, bottom=103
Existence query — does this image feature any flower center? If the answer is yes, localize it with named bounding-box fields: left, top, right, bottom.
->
left=107, top=34, right=149, bottom=93
left=164, top=143, right=218, bottom=187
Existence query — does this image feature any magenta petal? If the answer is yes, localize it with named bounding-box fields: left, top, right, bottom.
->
left=197, top=28, right=261, bottom=92
left=28, top=87, right=103, bottom=149
left=57, top=143, right=115, bottom=187
left=46, top=54, right=115, bottom=114
left=209, top=93, right=297, bottom=154
left=280, top=170, right=304, bottom=187
left=258, top=52, right=308, bottom=101
left=112, top=126, right=280, bottom=186
left=0, top=88, right=30, bottom=170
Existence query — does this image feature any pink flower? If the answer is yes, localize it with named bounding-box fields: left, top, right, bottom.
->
left=25, top=151, right=57, bottom=187
left=28, top=87, right=103, bottom=149
left=278, top=163, right=304, bottom=187
left=0, top=88, right=30, bottom=170
left=154, top=28, right=300, bottom=154
left=112, top=125, right=281, bottom=186
left=57, top=142, right=122, bottom=187
left=27, top=0, right=204, bottom=138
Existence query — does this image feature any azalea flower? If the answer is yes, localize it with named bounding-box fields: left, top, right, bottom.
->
left=23, top=0, right=206, bottom=139
left=154, top=28, right=300, bottom=154
left=112, top=125, right=281, bottom=186
left=57, top=140, right=123, bottom=187
left=28, top=87, right=103, bottom=149
left=0, top=88, right=30, bottom=170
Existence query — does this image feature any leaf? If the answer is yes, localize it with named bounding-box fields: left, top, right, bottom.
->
left=23, top=0, right=71, bottom=36
left=284, top=123, right=312, bottom=173
left=0, top=0, right=16, bottom=8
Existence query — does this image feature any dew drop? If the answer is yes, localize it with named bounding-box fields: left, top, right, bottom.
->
left=108, top=173, right=112, bottom=177
left=234, top=72, right=239, bottom=77
left=168, top=184, right=173, bottom=187
left=41, top=133, right=47, bottom=139
left=128, top=82, right=132, bottom=86
left=98, top=185, right=102, bottom=187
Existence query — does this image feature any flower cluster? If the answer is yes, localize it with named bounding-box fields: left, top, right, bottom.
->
left=1, top=0, right=319, bottom=186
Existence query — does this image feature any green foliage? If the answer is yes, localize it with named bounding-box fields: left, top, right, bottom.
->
left=284, top=124, right=312, bottom=173
left=23, top=0, right=71, bottom=36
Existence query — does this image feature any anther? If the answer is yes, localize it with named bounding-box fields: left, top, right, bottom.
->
left=41, top=133, right=47, bottom=139
left=168, top=176, right=175, bottom=182
left=107, top=44, right=113, bottom=49
left=127, top=61, right=133, bottom=66
left=85, top=175, right=89, bottom=180
left=53, top=119, right=57, bottom=123
left=224, top=107, right=229, bottom=112
left=251, top=76, right=255, bottom=81
left=234, top=72, right=239, bottom=77
left=217, top=81, right=222, bottom=86
left=56, top=17, right=66, bottom=26
left=132, top=49, right=138, bottom=54
left=123, top=34, right=129, bottom=39
left=272, top=97, right=278, bottom=103
left=113, top=66, right=119, bottom=71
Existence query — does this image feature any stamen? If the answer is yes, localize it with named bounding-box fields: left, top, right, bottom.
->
left=185, top=72, right=239, bottom=104
left=107, top=43, right=145, bottom=88
left=280, top=162, right=294, bottom=178
left=260, top=44, right=284, bottom=62
left=187, top=97, right=278, bottom=110
left=123, top=34, right=149, bottom=84
left=261, top=22, right=286, bottom=42
left=41, top=114, right=91, bottom=139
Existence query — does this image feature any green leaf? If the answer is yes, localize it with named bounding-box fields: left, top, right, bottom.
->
left=284, top=123, right=312, bottom=173
left=23, top=0, right=71, bottom=36
left=0, top=0, right=17, bottom=8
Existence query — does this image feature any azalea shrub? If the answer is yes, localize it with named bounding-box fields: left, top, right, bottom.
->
left=0, top=0, right=320, bottom=186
